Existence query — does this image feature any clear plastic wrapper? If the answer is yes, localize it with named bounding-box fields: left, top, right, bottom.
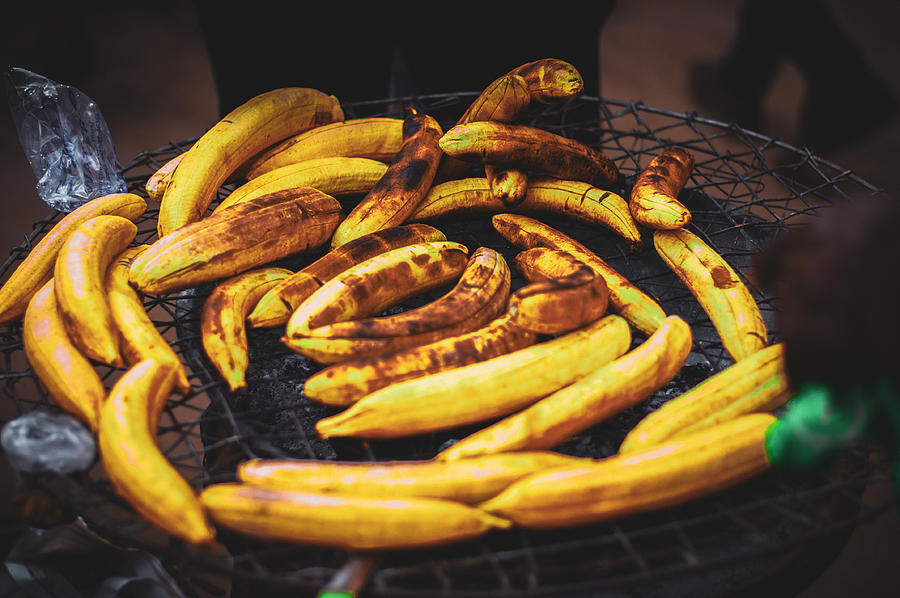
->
left=5, top=67, right=126, bottom=213
left=1, top=411, right=96, bottom=474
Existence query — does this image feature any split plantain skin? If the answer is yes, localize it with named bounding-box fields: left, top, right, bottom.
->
left=331, top=107, right=444, bottom=248
left=23, top=280, right=105, bottom=430
left=315, top=315, right=631, bottom=440
left=630, top=147, right=695, bottom=230
left=287, top=247, right=509, bottom=364
left=437, top=315, right=693, bottom=461
left=654, top=228, right=768, bottom=361
left=246, top=117, right=403, bottom=180
left=238, top=451, right=587, bottom=505
left=620, top=343, right=791, bottom=453
left=53, top=215, right=138, bottom=367
left=284, top=241, right=469, bottom=341
left=130, top=188, right=342, bottom=296
left=303, top=309, right=536, bottom=407
left=248, top=224, right=446, bottom=328
left=509, top=247, right=609, bottom=334
left=213, top=157, right=388, bottom=214
left=440, top=121, right=621, bottom=187
left=201, top=267, right=293, bottom=391
left=479, top=413, right=775, bottom=529
left=98, top=359, right=216, bottom=545
left=492, top=214, right=666, bottom=335
left=200, top=483, right=511, bottom=550
left=411, top=177, right=641, bottom=248
left=158, top=87, right=343, bottom=236
left=106, top=245, right=192, bottom=394
left=0, top=193, right=146, bottom=325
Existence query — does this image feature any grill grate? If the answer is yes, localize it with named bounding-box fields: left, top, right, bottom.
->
left=1, top=93, right=895, bottom=597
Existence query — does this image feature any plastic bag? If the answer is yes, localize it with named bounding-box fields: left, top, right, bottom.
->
left=1, top=411, right=96, bottom=474
left=5, top=67, right=127, bottom=213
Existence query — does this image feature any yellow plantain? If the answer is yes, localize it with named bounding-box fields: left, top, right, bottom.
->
left=130, top=188, right=342, bottom=295
left=212, top=157, right=388, bottom=215
left=303, top=309, right=536, bottom=407
left=287, top=247, right=509, bottom=364
left=654, top=228, right=768, bottom=361
left=458, top=74, right=531, bottom=125
left=98, top=359, right=215, bottom=545
left=620, top=343, right=791, bottom=453
left=331, top=107, right=444, bottom=248
left=629, top=147, right=695, bottom=230
left=284, top=241, right=469, bottom=339
left=479, top=413, right=775, bottom=529
left=200, top=483, right=511, bottom=550
left=508, top=247, right=609, bottom=334
left=248, top=224, right=446, bottom=328
left=106, top=245, right=192, bottom=394
left=22, top=280, right=104, bottom=431
left=54, top=215, right=138, bottom=367
left=0, top=193, right=146, bottom=325
left=492, top=214, right=666, bottom=335
left=437, top=316, right=692, bottom=461
left=315, top=315, right=631, bottom=440
left=238, top=451, right=587, bottom=504
left=411, top=178, right=641, bottom=248
left=157, top=87, right=343, bottom=236
left=439, top=121, right=621, bottom=187
left=245, top=117, right=403, bottom=180
left=201, top=267, right=293, bottom=391
left=145, top=153, right=184, bottom=203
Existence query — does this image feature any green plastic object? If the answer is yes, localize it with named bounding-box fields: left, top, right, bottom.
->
left=765, top=377, right=900, bottom=496
left=318, top=592, right=354, bottom=598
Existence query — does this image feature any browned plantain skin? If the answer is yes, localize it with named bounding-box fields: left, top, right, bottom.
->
left=440, top=121, right=621, bottom=187
left=129, top=188, right=342, bottom=295
left=629, top=147, right=695, bottom=230
left=331, top=106, right=444, bottom=248
left=510, top=58, right=584, bottom=103
left=509, top=248, right=609, bottom=334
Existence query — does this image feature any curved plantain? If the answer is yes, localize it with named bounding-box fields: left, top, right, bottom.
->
left=437, top=315, right=693, bottom=461
left=248, top=224, right=447, bottom=328
left=98, top=359, right=215, bottom=545
left=201, top=267, right=293, bottom=391
left=284, top=241, right=469, bottom=340
left=107, top=245, right=192, bottom=394
left=22, top=280, right=105, bottom=431
left=620, top=343, right=791, bottom=453
left=200, top=483, right=511, bottom=550
left=287, top=247, right=509, bottom=364
left=485, top=164, right=529, bottom=206
left=654, top=228, right=768, bottom=361
left=315, top=315, right=631, bottom=440
left=411, top=177, right=641, bottom=248
left=54, top=215, right=138, bottom=367
left=492, top=214, right=666, bottom=335
left=331, top=106, right=444, bottom=248
left=158, top=87, right=343, bottom=236
left=510, top=58, right=584, bottom=104
left=0, top=193, right=146, bottom=325
left=145, top=153, right=184, bottom=203
left=508, top=247, right=609, bottom=334
left=629, top=147, right=695, bottom=230
left=479, top=413, right=775, bottom=529
left=245, top=117, right=403, bottom=180
left=130, top=188, right=342, bottom=296
left=238, top=451, right=587, bottom=505
left=213, top=157, right=388, bottom=214
left=303, top=309, right=536, bottom=407
left=439, top=121, right=621, bottom=187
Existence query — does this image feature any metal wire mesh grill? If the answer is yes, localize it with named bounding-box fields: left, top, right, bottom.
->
left=0, top=93, right=895, bottom=597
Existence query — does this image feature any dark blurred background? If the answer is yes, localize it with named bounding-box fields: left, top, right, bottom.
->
left=1, top=1, right=898, bottom=596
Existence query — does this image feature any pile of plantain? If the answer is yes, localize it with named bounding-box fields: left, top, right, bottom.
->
left=0, top=59, right=794, bottom=552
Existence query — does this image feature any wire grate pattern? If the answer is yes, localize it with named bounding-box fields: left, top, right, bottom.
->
left=0, top=93, right=896, bottom=597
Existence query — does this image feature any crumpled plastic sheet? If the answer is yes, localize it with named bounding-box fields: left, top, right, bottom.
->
left=1, top=411, right=96, bottom=475
left=5, top=67, right=127, bottom=213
